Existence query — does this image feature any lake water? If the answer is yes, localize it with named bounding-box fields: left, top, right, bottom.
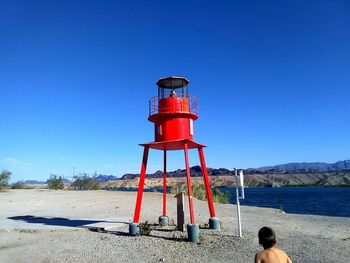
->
left=118, top=187, right=350, bottom=218
left=220, top=187, right=350, bottom=218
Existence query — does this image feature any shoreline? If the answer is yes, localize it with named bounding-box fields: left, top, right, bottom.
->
left=1, top=189, right=349, bottom=262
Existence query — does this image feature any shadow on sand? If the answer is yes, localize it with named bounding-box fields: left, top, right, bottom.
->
left=8, top=215, right=128, bottom=228
left=7, top=216, right=210, bottom=242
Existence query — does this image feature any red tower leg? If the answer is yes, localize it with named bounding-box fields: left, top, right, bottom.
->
left=133, top=145, right=150, bottom=223
left=163, top=150, right=167, bottom=216
left=198, top=147, right=216, bottom=218
left=184, top=143, right=195, bottom=224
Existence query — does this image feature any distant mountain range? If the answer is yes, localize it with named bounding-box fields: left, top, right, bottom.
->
left=114, top=160, right=350, bottom=187
left=245, top=160, right=350, bottom=174
left=120, top=160, right=350, bottom=180
left=19, top=175, right=118, bottom=184
left=94, top=175, right=118, bottom=182
left=22, top=178, right=72, bottom=184
left=22, top=180, right=47, bottom=185
left=19, top=160, right=350, bottom=184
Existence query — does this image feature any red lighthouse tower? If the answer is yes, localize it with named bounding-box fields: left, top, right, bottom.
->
left=129, top=76, right=220, bottom=240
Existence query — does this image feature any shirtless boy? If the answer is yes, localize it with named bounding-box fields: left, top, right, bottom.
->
left=255, top=226, right=292, bottom=263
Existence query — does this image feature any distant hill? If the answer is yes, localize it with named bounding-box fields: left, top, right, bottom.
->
left=19, top=160, right=350, bottom=188
left=19, top=178, right=71, bottom=184
left=94, top=175, right=119, bottom=182
left=120, top=160, right=350, bottom=180
left=245, top=160, right=350, bottom=174
left=19, top=175, right=116, bottom=185
left=110, top=160, right=350, bottom=188
left=120, top=166, right=232, bottom=180
left=22, top=180, right=47, bottom=185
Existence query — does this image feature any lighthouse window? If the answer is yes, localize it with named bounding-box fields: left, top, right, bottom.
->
left=189, top=119, right=193, bottom=135
left=157, top=125, right=162, bottom=135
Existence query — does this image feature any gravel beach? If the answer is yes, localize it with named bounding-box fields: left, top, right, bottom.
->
left=1, top=189, right=349, bottom=263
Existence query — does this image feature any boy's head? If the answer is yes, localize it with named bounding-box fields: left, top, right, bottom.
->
left=258, top=226, right=276, bottom=249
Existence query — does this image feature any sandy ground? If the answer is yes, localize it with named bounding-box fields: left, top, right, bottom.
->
left=0, top=189, right=349, bottom=263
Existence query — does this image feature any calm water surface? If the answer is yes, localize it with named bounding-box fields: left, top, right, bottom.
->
left=220, top=187, right=350, bottom=217
left=119, top=187, right=350, bottom=217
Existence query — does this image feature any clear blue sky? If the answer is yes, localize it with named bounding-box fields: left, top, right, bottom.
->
left=1, top=0, right=349, bottom=182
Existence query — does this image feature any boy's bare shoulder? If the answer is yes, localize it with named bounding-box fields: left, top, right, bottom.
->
left=255, top=248, right=292, bottom=263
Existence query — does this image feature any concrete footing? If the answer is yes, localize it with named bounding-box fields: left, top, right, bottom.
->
left=209, top=217, right=221, bottom=230
left=129, top=222, right=140, bottom=236
left=158, top=215, right=169, bottom=226
left=187, top=223, right=200, bottom=243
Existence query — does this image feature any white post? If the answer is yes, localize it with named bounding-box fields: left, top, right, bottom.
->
left=240, top=170, right=245, bottom=200
left=235, top=169, right=245, bottom=238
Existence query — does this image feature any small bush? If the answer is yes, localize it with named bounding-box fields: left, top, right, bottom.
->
left=170, top=184, right=187, bottom=196
left=71, top=174, right=100, bottom=190
left=139, top=220, right=152, bottom=235
left=193, top=184, right=230, bottom=204
left=0, top=170, right=11, bottom=190
left=192, top=185, right=206, bottom=201
left=170, top=185, right=181, bottom=195
left=11, top=182, right=26, bottom=189
left=172, top=184, right=230, bottom=204
left=47, top=175, right=64, bottom=190
left=212, top=188, right=230, bottom=204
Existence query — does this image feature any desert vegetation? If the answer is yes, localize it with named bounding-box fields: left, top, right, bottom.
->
left=47, top=175, right=64, bottom=190
left=0, top=170, right=11, bottom=191
left=170, top=184, right=230, bottom=204
left=71, top=174, right=100, bottom=190
left=11, top=182, right=27, bottom=189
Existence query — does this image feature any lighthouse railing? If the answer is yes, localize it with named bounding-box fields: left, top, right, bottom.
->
left=149, top=95, right=198, bottom=116
left=149, top=96, right=158, bottom=116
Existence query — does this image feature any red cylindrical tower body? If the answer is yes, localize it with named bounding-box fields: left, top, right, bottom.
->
left=148, top=77, right=198, bottom=142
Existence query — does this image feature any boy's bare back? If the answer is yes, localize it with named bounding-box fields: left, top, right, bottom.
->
left=255, top=247, right=292, bottom=263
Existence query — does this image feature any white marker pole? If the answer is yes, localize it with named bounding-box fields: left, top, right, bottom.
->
left=240, top=170, right=245, bottom=200
left=235, top=169, right=242, bottom=237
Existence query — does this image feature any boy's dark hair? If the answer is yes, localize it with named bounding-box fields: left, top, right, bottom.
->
left=258, top=226, right=276, bottom=249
